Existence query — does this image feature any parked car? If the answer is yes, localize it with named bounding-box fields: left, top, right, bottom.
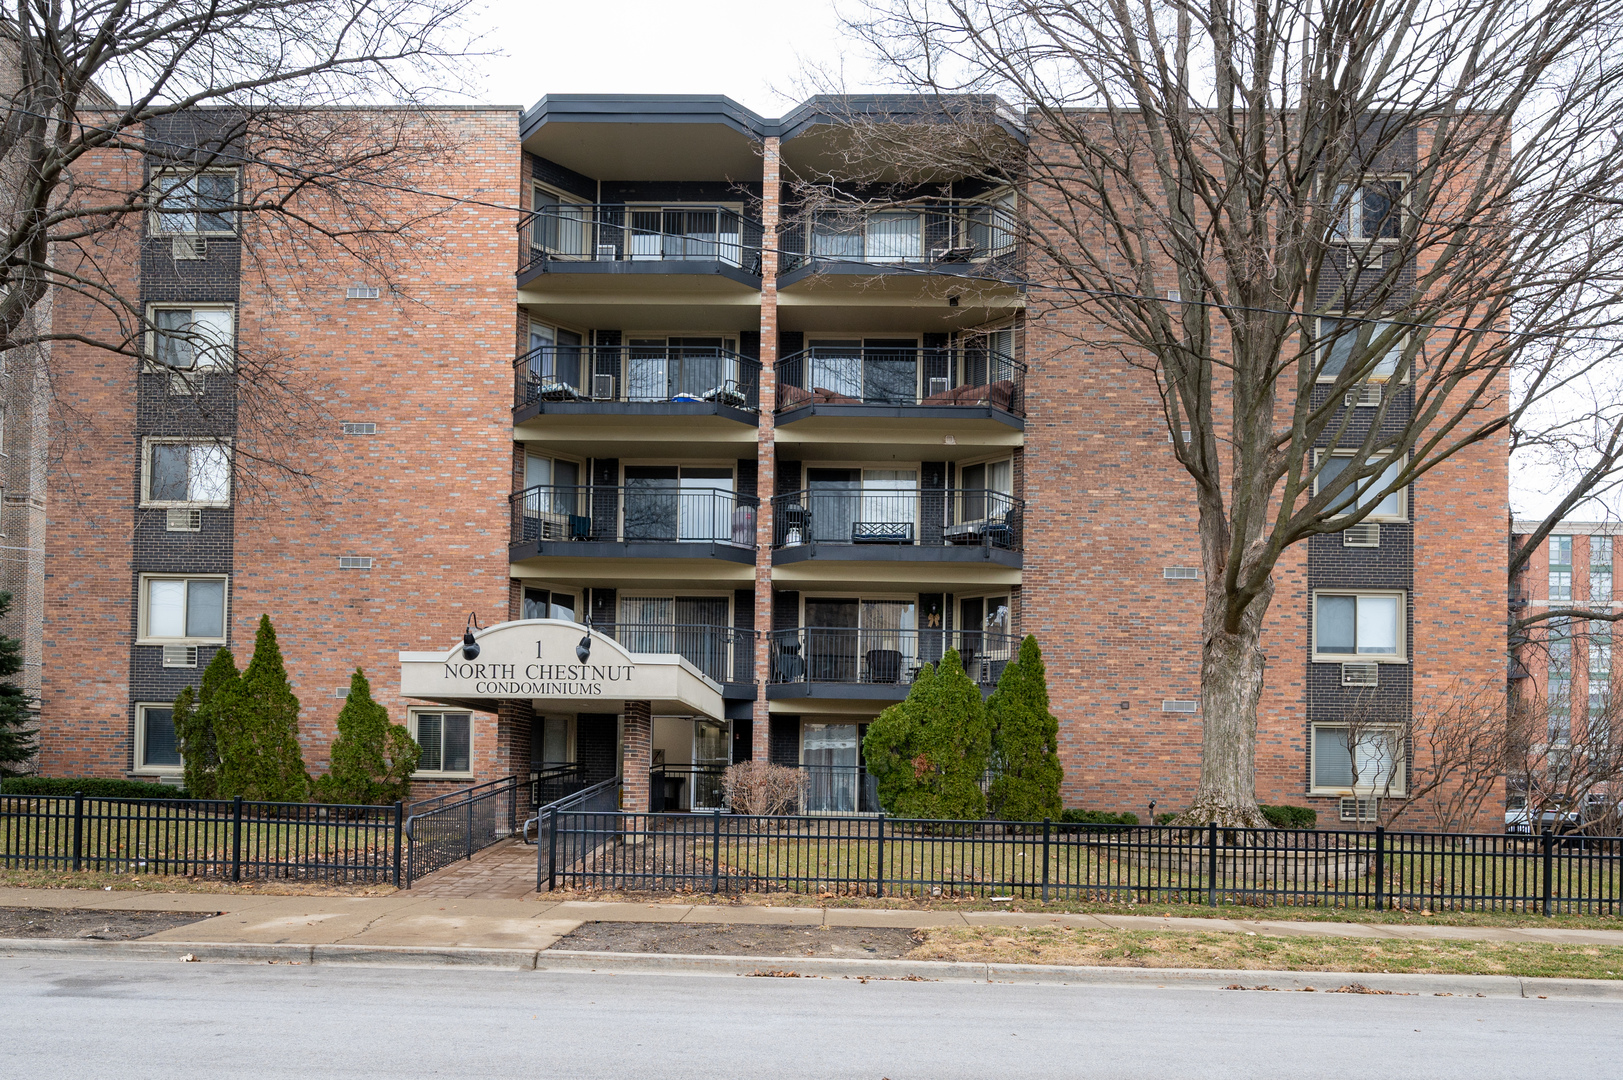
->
left=1504, top=795, right=1582, bottom=835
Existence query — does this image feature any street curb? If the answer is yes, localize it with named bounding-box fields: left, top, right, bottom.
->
left=4, top=937, right=1623, bottom=999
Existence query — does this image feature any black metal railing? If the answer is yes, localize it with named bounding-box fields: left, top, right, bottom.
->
left=543, top=815, right=1623, bottom=911
left=779, top=200, right=1018, bottom=273
left=649, top=764, right=730, bottom=813
left=775, top=346, right=1024, bottom=414
left=537, top=777, right=623, bottom=891
left=772, top=488, right=1021, bottom=550
left=514, top=344, right=760, bottom=412
left=597, top=622, right=756, bottom=684
left=647, top=763, right=878, bottom=815
left=403, top=775, right=523, bottom=886
left=769, top=628, right=1018, bottom=687
left=510, top=485, right=759, bottom=548
left=531, top=763, right=587, bottom=809
left=0, top=791, right=401, bottom=884
left=519, top=204, right=764, bottom=276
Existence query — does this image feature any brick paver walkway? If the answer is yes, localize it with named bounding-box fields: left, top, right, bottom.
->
left=408, top=839, right=539, bottom=899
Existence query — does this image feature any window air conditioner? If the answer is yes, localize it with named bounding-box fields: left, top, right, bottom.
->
left=592, top=373, right=615, bottom=400
left=928, top=377, right=950, bottom=397
left=171, top=235, right=206, bottom=260
left=596, top=244, right=618, bottom=261
left=1343, top=523, right=1381, bottom=548
left=1344, top=384, right=1382, bottom=407
left=1340, top=797, right=1379, bottom=822
left=1341, top=663, right=1379, bottom=687
left=165, top=508, right=202, bottom=532
left=162, top=644, right=199, bottom=668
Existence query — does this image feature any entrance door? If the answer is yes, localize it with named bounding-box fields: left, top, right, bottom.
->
left=692, top=719, right=730, bottom=810
left=803, top=723, right=859, bottom=813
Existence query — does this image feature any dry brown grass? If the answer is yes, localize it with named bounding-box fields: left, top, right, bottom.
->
left=0, top=869, right=398, bottom=896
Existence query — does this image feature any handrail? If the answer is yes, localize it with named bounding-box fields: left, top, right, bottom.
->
left=775, top=346, right=1024, bottom=414
left=514, top=343, right=760, bottom=412
left=779, top=198, right=1018, bottom=272
left=403, top=775, right=524, bottom=886
left=772, top=488, right=1022, bottom=550
left=509, top=484, right=759, bottom=548
left=406, top=774, right=517, bottom=818
left=769, top=627, right=1019, bottom=687
left=594, top=622, right=757, bottom=684
left=518, top=203, right=765, bottom=275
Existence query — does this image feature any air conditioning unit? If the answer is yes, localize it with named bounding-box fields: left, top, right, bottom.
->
left=165, top=508, right=202, bottom=532
left=1340, top=797, right=1379, bottom=822
left=161, top=644, right=198, bottom=668
left=168, top=370, right=202, bottom=396
left=1343, top=523, right=1381, bottom=547
left=928, top=377, right=951, bottom=397
left=171, top=235, right=206, bottom=260
left=1341, top=662, right=1379, bottom=687
left=596, top=244, right=618, bottom=261
left=592, top=373, right=615, bottom=400
left=1344, top=384, right=1382, bottom=407
left=156, top=774, right=185, bottom=787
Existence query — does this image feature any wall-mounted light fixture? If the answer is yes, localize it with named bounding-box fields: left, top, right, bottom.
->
left=576, top=633, right=592, bottom=664
left=462, top=613, right=484, bottom=661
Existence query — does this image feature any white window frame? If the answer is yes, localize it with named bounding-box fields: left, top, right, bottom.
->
left=408, top=709, right=475, bottom=779
left=1330, top=174, right=1408, bottom=244
left=150, top=169, right=239, bottom=236
left=1313, top=449, right=1408, bottom=522
left=1312, top=589, right=1407, bottom=663
left=1316, top=315, right=1407, bottom=384
left=147, top=304, right=235, bottom=372
left=137, top=574, right=229, bottom=646
left=1309, top=722, right=1408, bottom=797
left=134, top=702, right=185, bottom=776
left=140, top=437, right=232, bottom=508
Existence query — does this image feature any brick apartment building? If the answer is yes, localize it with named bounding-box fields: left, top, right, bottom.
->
left=31, top=94, right=1509, bottom=825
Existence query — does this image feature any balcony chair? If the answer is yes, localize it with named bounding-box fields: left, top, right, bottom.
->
left=864, top=648, right=904, bottom=684
left=772, top=642, right=805, bottom=682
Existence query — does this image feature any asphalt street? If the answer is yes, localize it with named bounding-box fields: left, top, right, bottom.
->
left=4, top=957, right=1619, bottom=1079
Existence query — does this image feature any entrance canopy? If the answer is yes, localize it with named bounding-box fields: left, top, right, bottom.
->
left=399, top=618, right=725, bottom=717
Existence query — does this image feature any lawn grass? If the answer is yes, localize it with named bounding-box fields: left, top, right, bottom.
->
left=0, top=868, right=397, bottom=895
left=909, top=925, right=1623, bottom=980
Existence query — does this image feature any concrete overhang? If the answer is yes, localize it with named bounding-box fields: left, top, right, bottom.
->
left=520, top=95, right=766, bottom=181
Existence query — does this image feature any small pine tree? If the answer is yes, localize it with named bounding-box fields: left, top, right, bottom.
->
left=0, top=593, right=35, bottom=777
left=862, top=649, right=991, bottom=820
left=314, top=668, right=420, bottom=805
left=172, top=648, right=238, bottom=799
left=215, top=615, right=308, bottom=802
left=987, top=635, right=1064, bottom=822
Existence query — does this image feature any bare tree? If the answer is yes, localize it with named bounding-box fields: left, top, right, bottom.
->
left=832, top=0, right=1623, bottom=825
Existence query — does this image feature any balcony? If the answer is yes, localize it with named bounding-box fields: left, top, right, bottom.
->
left=775, top=345, right=1024, bottom=421
left=771, top=488, right=1022, bottom=568
left=518, top=203, right=764, bottom=285
left=509, top=484, right=759, bottom=565
left=514, top=343, right=760, bottom=423
left=595, top=622, right=756, bottom=687
left=778, top=199, right=1018, bottom=284
left=767, top=628, right=1018, bottom=700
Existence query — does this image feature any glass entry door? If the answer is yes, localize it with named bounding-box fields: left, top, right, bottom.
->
left=692, top=719, right=730, bottom=810
left=803, top=723, right=859, bottom=813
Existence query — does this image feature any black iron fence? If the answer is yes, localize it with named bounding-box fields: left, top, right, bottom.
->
left=650, top=764, right=729, bottom=813
left=510, top=485, right=759, bottom=548
left=773, top=488, right=1021, bottom=550
left=0, top=792, right=401, bottom=884
left=776, top=346, right=1024, bottom=414
left=538, top=778, right=624, bottom=891
left=779, top=200, right=1017, bottom=273
left=531, top=764, right=588, bottom=809
left=403, top=776, right=523, bottom=886
left=647, top=764, right=881, bottom=816
left=769, top=627, right=1017, bottom=687
left=515, top=344, right=760, bottom=412
left=519, top=204, right=764, bottom=275
left=541, top=814, right=1623, bottom=913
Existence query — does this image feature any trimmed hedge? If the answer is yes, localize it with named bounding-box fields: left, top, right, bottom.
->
left=1260, top=804, right=1318, bottom=829
left=1059, top=809, right=1140, bottom=826
left=0, top=777, right=192, bottom=799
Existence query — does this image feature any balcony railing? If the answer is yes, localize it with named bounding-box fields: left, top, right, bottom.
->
left=772, top=488, right=1021, bottom=550
left=779, top=200, right=1018, bottom=274
left=594, top=622, right=756, bottom=685
left=519, top=204, right=764, bottom=276
left=775, top=346, right=1024, bottom=414
left=769, top=628, right=1018, bottom=688
left=510, top=485, right=759, bottom=548
left=514, top=344, right=760, bottom=412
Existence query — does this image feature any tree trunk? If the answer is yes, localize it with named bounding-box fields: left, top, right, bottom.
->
left=1180, top=585, right=1274, bottom=829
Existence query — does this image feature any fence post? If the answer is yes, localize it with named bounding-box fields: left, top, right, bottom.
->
left=71, top=791, right=83, bottom=872
left=392, top=801, right=404, bottom=888
left=231, top=796, right=243, bottom=883
left=1373, top=826, right=1386, bottom=911
left=1041, top=818, right=1052, bottom=903
left=547, top=805, right=559, bottom=892
left=1206, top=821, right=1219, bottom=907
left=711, top=809, right=722, bottom=895
left=875, top=814, right=885, bottom=898
left=466, top=797, right=475, bottom=861
left=1542, top=826, right=1555, bottom=918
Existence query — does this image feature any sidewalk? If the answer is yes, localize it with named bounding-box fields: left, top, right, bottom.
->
left=3, top=887, right=1622, bottom=951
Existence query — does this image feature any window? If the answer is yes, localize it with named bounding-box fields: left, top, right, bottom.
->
left=525, top=321, right=586, bottom=393
left=1311, top=724, right=1406, bottom=795
left=411, top=711, right=472, bottom=776
left=153, top=171, right=237, bottom=234
left=150, top=306, right=233, bottom=370
left=1314, top=591, right=1404, bottom=661
left=960, top=459, right=1014, bottom=522
left=1550, top=535, right=1573, bottom=602
left=521, top=588, right=576, bottom=622
left=1548, top=675, right=1572, bottom=745
left=1314, top=451, right=1406, bottom=520
left=1331, top=178, right=1404, bottom=241
left=1547, top=616, right=1573, bottom=669
left=1317, top=317, right=1404, bottom=382
left=1591, top=620, right=1612, bottom=677
left=135, top=704, right=182, bottom=774
left=530, top=186, right=589, bottom=256
left=139, top=575, right=227, bottom=644
left=1592, top=536, right=1613, bottom=602
left=143, top=440, right=230, bottom=506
